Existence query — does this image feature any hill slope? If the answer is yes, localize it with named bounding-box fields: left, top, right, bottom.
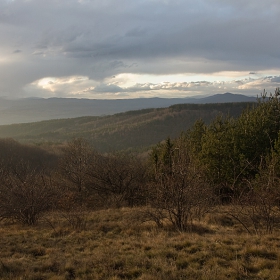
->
left=0, top=102, right=255, bottom=152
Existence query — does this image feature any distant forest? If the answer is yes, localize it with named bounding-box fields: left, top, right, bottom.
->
left=0, top=102, right=255, bottom=152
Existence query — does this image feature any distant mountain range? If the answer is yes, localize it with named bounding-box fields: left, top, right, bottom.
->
left=0, top=93, right=257, bottom=125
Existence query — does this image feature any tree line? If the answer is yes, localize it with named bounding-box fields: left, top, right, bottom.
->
left=0, top=89, right=280, bottom=234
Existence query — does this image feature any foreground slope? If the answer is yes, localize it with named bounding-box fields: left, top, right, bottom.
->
left=0, top=207, right=280, bottom=280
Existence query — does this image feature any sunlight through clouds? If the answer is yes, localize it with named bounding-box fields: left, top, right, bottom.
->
left=24, top=73, right=280, bottom=99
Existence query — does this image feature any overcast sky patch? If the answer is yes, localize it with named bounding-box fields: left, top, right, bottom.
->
left=0, top=0, right=280, bottom=98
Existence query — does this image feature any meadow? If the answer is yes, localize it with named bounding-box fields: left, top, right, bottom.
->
left=1, top=207, right=280, bottom=280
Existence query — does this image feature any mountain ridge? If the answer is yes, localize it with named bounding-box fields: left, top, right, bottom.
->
left=0, top=93, right=257, bottom=125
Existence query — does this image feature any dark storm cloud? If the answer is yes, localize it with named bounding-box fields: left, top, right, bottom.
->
left=0, top=0, right=280, bottom=97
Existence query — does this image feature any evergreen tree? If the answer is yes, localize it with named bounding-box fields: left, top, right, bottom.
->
left=200, top=116, right=237, bottom=187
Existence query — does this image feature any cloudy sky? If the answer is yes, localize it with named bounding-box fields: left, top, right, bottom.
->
left=0, top=0, right=280, bottom=99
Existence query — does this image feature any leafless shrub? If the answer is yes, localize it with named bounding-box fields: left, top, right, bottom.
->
left=137, top=206, right=166, bottom=228
left=148, top=138, right=214, bottom=231
left=87, top=152, right=147, bottom=208
left=59, top=138, right=93, bottom=193
left=150, top=172, right=213, bottom=231
left=53, top=187, right=89, bottom=230
left=227, top=180, right=280, bottom=235
left=60, top=206, right=89, bottom=231
left=228, top=167, right=280, bottom=235
left=0, top=161, right=59, bottom=225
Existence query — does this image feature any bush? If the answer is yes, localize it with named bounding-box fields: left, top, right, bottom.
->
left=0, top=162, right=59, bottom=225
left=148, top=137, right=214, bottom=231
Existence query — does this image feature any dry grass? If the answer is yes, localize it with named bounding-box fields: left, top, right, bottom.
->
left=0, top=207, right=280, bottom=280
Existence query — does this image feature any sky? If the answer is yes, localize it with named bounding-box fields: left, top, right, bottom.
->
left=0, top=0, right=280, bottom=99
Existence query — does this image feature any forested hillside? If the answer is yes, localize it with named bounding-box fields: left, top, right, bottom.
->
left=0, top=102, right=254, bottom=152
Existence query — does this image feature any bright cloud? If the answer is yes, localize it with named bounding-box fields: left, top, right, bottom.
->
left=24, top=74, right=280, bottom=99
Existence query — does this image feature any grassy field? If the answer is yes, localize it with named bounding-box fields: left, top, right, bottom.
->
left=1, top=207, right=280, bottom=280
